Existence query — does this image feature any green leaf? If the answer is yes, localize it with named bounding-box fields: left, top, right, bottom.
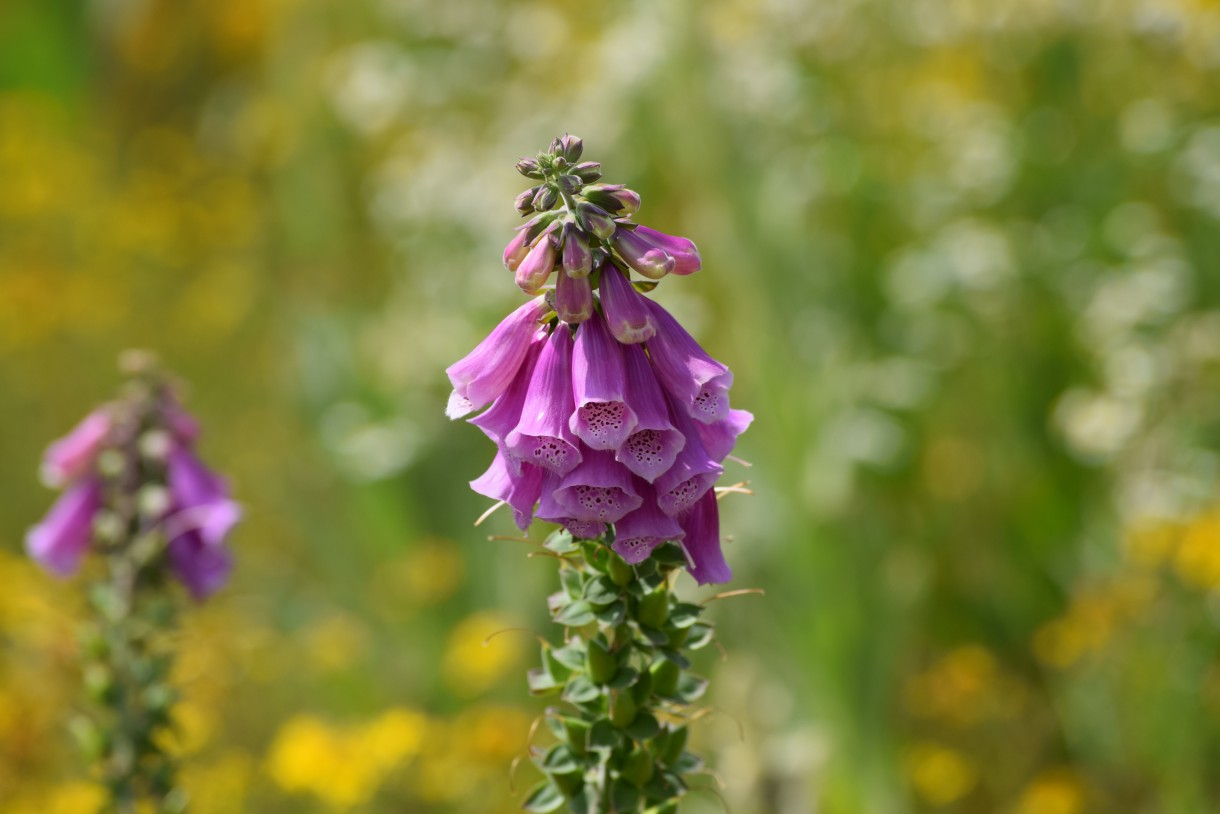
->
left=672, top=751, right=704, bottom=774
left=541, top=744, right=581, bottom=775
left=543, top=645, right=572, bottom=681
left=555, top=601, right=596, bottom=627
left=528, top=668, right=562, bottom=697
left=610, top=780, right=642, bottom=810
left=594, top=600, right=626, bottom=626
left=659, top=726, right=687, bottom=766
left=625, top=711, right=660, bottom=740
left=684, top=623, right=714, bottom=650
left=544, top=529, right=578, bottom=554
left=589, top=718, right=621, bottom=751
left=676, top=674, right=709, bottom=703
left=583, top=576, right=621, bottom=606
left=522, top=781, right=565, bottom=813
left=561, top=716, right=592, bottom=754
left=649, top=543, right=687, bottom=567
left=631, top=280, right=660, bottom=293
left=560, top=568, right=585, bottom=600
left=639, top=626, right=669, bottom=646
left=658, top=647, right=691, bottom=669
left=667, top=603, right=703, bottom=629
left=606, top=666, right=639, bottom=689
left=552, top=642, right=587, bottom=671
left=564, top=675, right=601, bottom=704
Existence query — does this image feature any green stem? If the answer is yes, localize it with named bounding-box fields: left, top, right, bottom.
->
left=523, top=531, right=714, bottom=814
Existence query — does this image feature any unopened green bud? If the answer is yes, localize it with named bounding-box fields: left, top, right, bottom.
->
left=607, top=553, right=633, bottom=587
left=138, top=484, right=170, bottom=521
left=584, top=184, right=641, bottom=217
left=98, top=448, right=126, bottom=479
left=586, top=640, right=617, bottom=685
left=516, top=157, right=543, bottom=179
left=558, top=174, right=582, bottom=195
left=623, top=749, right=655, bottom=787
left=79, top=625, right=109, bottom=660
left=575, top=202, right=616, bottom=239
left=660, top=726, right=688, bottom=766
left=532, top=185, right=559, bottom=212
left=551, top=134, right=584, bottom=163
left=143, top=683, right=177, bottom=715
left=139, top=429, right=172, bottom=462
left=650, top=659, right=680, bottom=697
left=68, top=714, right=109, bottom=760
left=637, top=589, right=668, bottom=629
left=572, top=161, right=602, bottom=182
left=93, top=510, right=125, bottom=546
left=515, top=186, right=539, bottom=216
left=610, top=689, right=637, bottom=728
left=84, top=664, right=116, bottom=703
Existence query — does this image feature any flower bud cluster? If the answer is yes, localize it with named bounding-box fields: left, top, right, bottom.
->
left=450, top=136, right=748, bottom=585
left=503, top=135, right=701, bottom=311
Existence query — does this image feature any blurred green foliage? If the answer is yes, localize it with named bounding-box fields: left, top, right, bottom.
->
left=1, top=0, right=1220, bottom=812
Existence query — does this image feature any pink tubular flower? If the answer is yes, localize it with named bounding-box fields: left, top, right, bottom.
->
left=164, top=447, right=241, bottom=599
left=612, top=484, right=685, bottom=564
left=561, top=223, right=593, bottom=278
left=614, top=344, right=684, bottom=482
left=556, top=270, right=594, bottom=324
left=570, top=312, right=638, bottom=451
left=654, top=392, right=723, bottom=516
left=40, top=408, right=112, bottom=488
left=25, top=477, right=103, bottom=577
left=446, top=296, right=549, bottom=420
left=696, top=408, right=754, bottom=461
left=631, top=225, right=701, bottom=276
left=469, top=335, right=544, bottom=472
left=503, top=227, right=532, bottom=271
left=678, top=490, right=732, bottom=585
left=644, top=299, right=732, bottom=425
left=471, top=452, right=545, bottom=531
left=599, top=264, right=656, bottom=344
left=552, top=448, right=643, bottom=523
left=505, top=328, right=583, bottom=476
left=515, top=233, right=558, bottom=293
left=612, top=226, right=676, bottom=280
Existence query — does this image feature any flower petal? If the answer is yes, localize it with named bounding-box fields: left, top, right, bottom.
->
left=599, top=264, right=656, bottom=344
left=446, top=297, right=549, bottom=419
left=166, top=447, right=242, bottom=548
left=25, top=477, right=102, bottom=577
left=696, top=409, right=754, bottom=462
left=469, top=334, right=545, bottom=472
left=611, top=484, right=684, bottom=564
left=471, top=452, right=544, bottom=531
left=41, top=408, right=112, bottom=488
left=644, top=300, right=732, bottom=424
left=552, top=448, right=642, bottom=523
left=505, top=328, right=583, bottom=475
left=678, top=490, right=732, bottom=585
left=633, top=225, right=701, bottom=276
left=655, top=394, right=723, bottom=516
left=614, top=344, right=685, bottom=482
left=570, top=312, right=638, bottom=451
left=168, top=530, right=234, bottom=600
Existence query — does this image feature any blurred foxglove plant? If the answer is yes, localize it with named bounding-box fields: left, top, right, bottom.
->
left=447, top=136, right=751, bottom=813
left=26, top=352, right=240, bottom=813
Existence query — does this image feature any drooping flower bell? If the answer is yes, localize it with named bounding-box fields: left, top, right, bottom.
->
left=447, top=135, right=750, bottom=585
